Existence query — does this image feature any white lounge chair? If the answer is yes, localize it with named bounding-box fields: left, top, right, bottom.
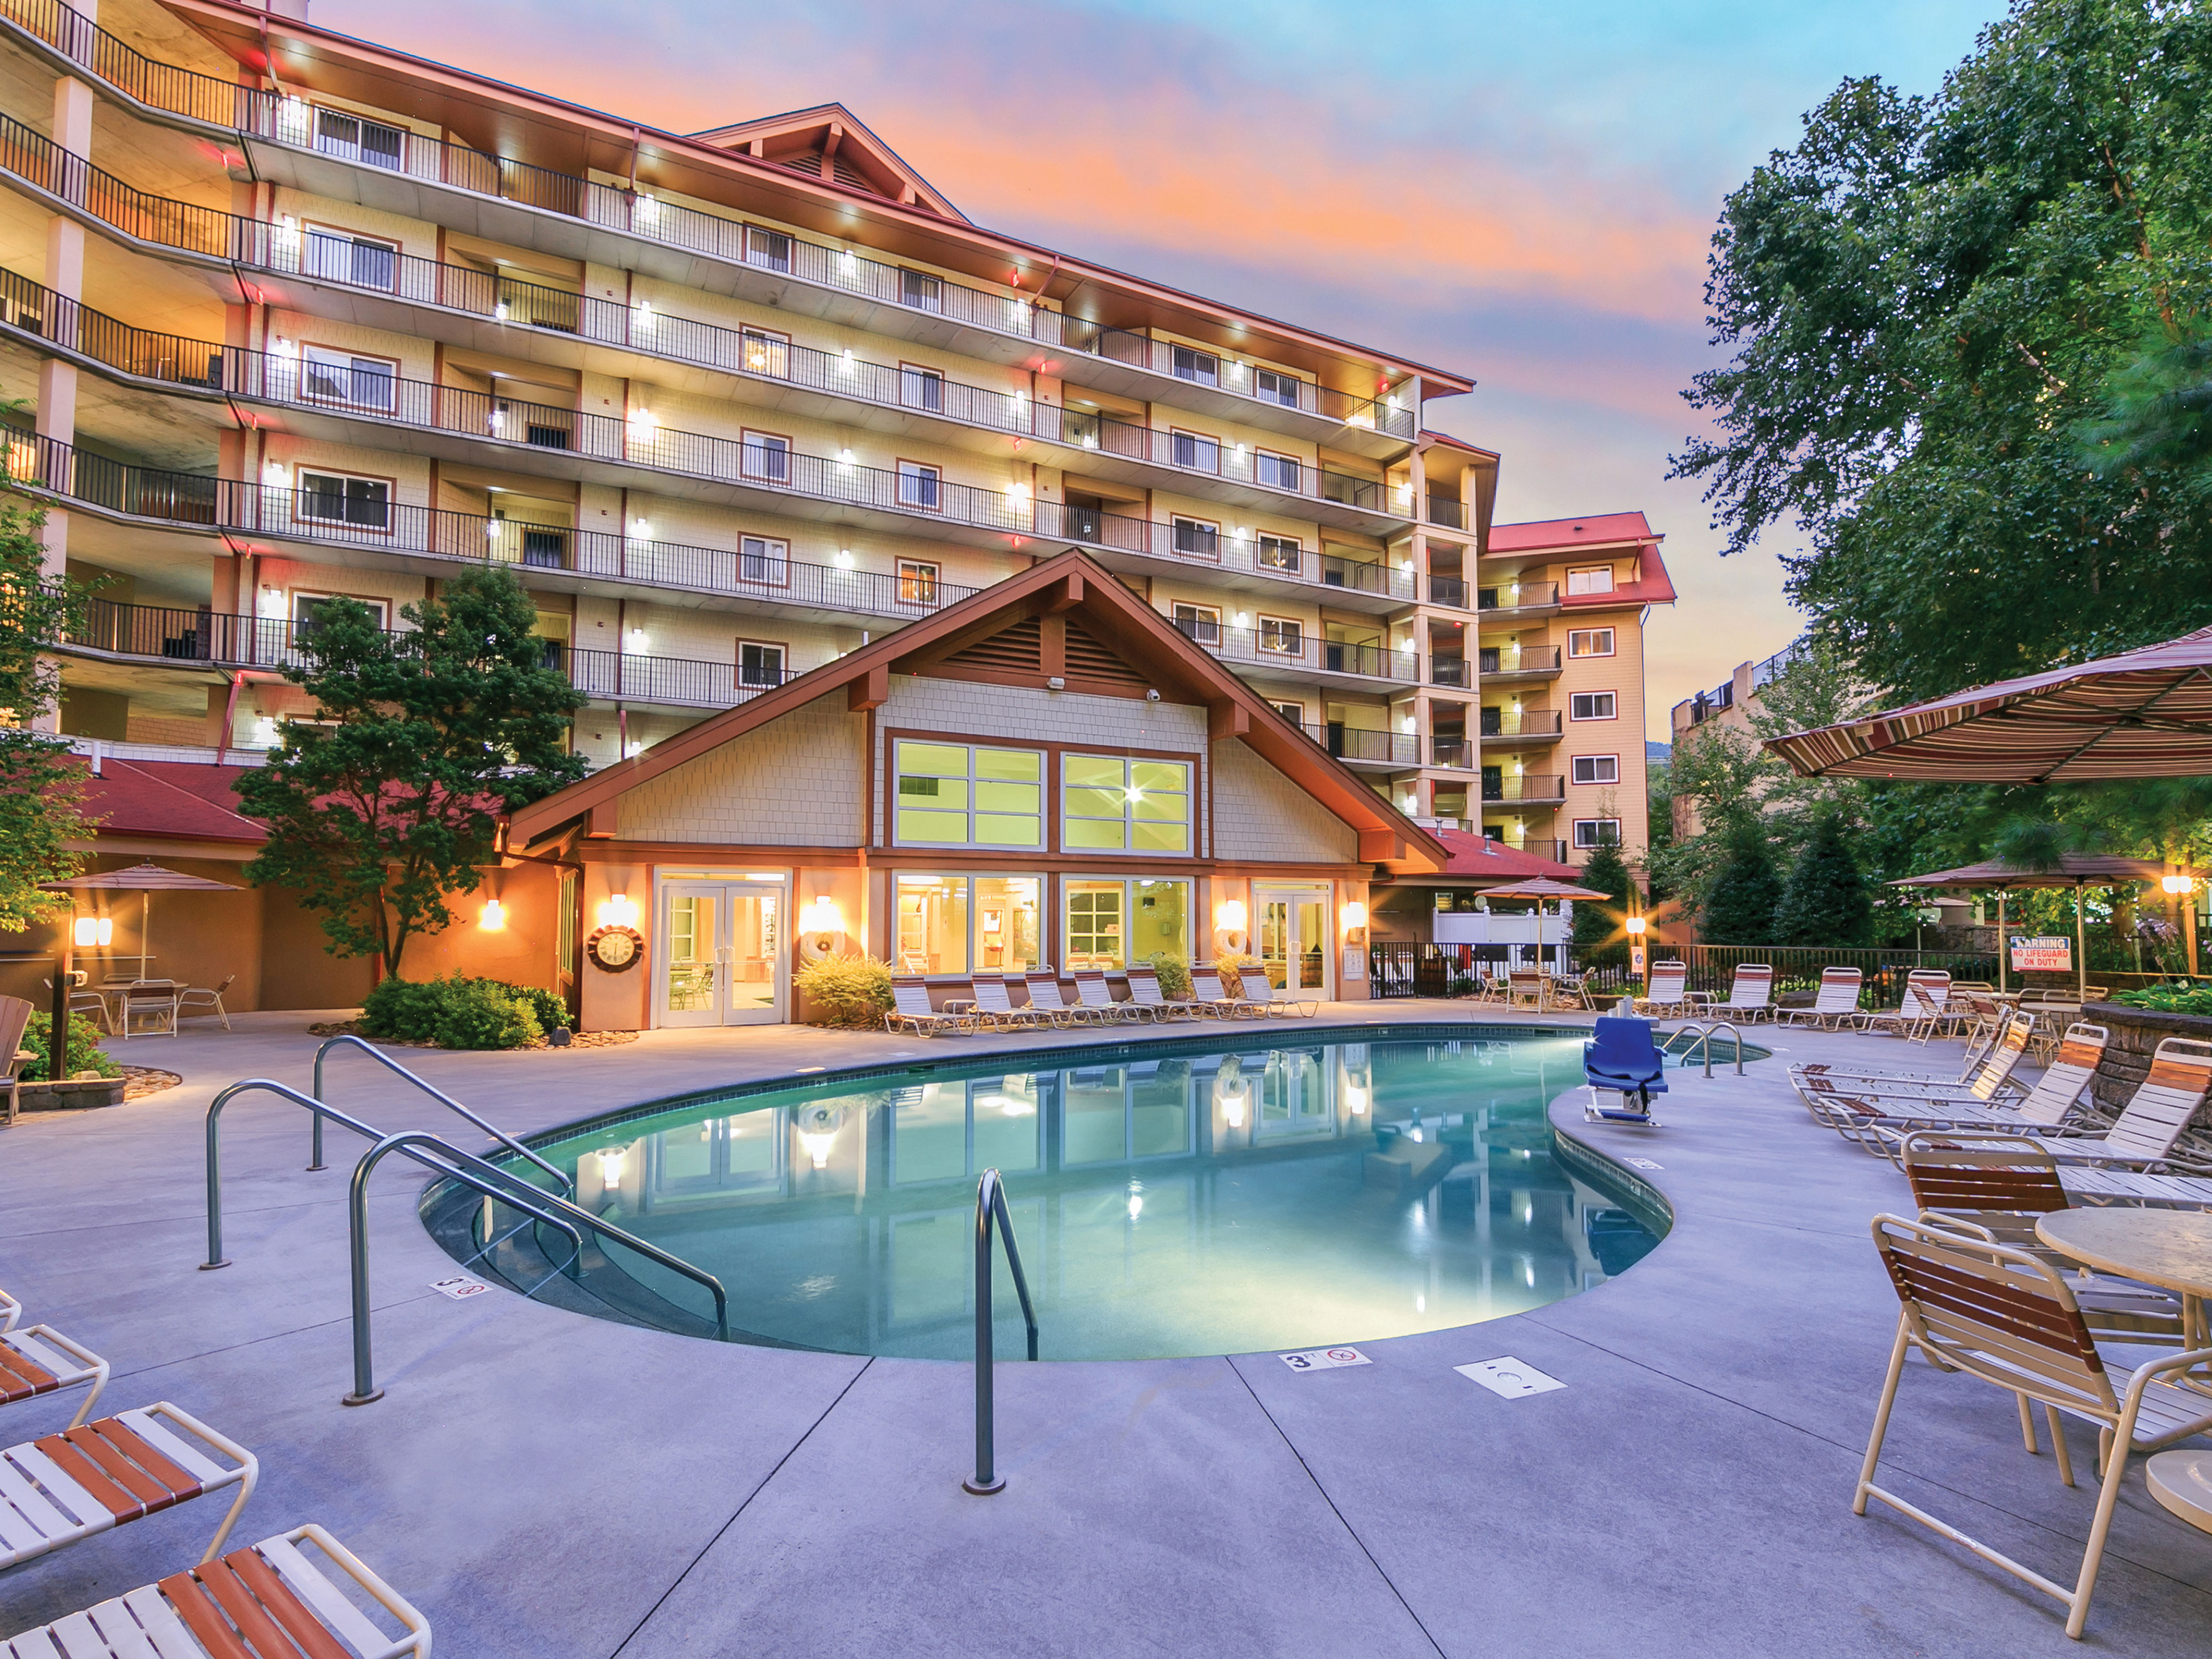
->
left=1248, top=972, right=1320, bottom=1017
left=1776, top=966, right=1863, bottom=1029
left=0, top=1287, right=110, bottom=1430
left=1, top=1523, right=431, bottom=1658
left=0, top=1401, right=257, bottom=1571
left=1190, top=967, right=1265, bottom=1020
left=883, top=975, right=978, bottom=1037
left=1020, top=970, right=1094, bottom=1027
left=1713, top=963, right=1774, bottom=1023
left=1790, top=1013, right=2037, bottom=1104
left=947, top=975, right=1055, bottom=1031
left=1633, top=960, right=1695, bottom=1017
left=1809, top=1022, right=2102, bottom=1162
left=1073, top=968, right=1146, bottom=1024
left=2040, top=1036, right=2212, bottom=1176
left=1123, top=966, right=1196, bottom=1021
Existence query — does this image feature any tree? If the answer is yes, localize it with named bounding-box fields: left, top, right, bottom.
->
left=1701, top=823, right=1784, bottom=945
left=235, top=565, right=588, bottom=975
left=1674, top=1, right=2212, bottom=706
left=0, top=494, right=96, bottom=933
left=1773, top=815, right=1873, bottom=947
left=1571, top=835, right=1634, bottom=967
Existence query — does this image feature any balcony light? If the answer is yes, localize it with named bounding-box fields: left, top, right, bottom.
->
left=1386, top=394, right=1402, bottom=411
left=489, top=410, right=505, bottom=433
left=632, top=518, right=650, bottom=537
left=1235, top=443, right=1248, bottom=458
left=834, top=549, right=856, bottom=569
left=627, top=627, right=646, bottom=651
left=627, top=408, right=657, bottom=438
left=634, top=193, right=659, bottom=224
left=840, top=349, right=856, bottom=373
left=1081, top=434, right=1097, bottom=449
left=494, top=301, right=508, bottom=322
left=1006, top=480, right=1032, bottom=503
left=1348, top=412, right=1375, bottom=430
left=262, top=461, right=286, bottom=484
left=1400, top=558, right=1413, bottom=573
left=838, top=250, right=858, bottom=276
left=837, top=448, right=854, bottom=466
left=484, top=520, right=501, bottom=541
left=252, top=716, right=278, bottom=745
left=1401, top=716, right=1416, bottom=734
left=1235, top=612, right=1249, bottom=627
left=633, top=301, right=654, bottom=330
left=1233, top=527, right=1247, bottom=541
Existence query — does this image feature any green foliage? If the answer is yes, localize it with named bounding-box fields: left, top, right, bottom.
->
left=1146, top=951, right=1193, bottom=1000
left=19, top=1011, right=120, bottom=1080
left=360, top=972, right=567, bottom=1048
left=1701, top=823, right=1784, bottom=945
left=1774, top=816, right=1874, bottom=947
left=0, top=491, right=96, bottom=930
left=794, top=952, right=894, bottom=1027
left=1571, top=838, right=1633, bottom=966
left=234, top=565, right=588, bottom=976
left=2115, top=983, right=2212, bottom=1016
left=1675, top=1, right=2212, bottom=705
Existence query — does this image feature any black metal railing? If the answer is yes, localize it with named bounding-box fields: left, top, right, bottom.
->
left=1425, top=495, right=1465, bottom=529
left=1429, top=656, right=1470, bottom=687
left=1478, top=710, right=1563, bottom=739
left=1304, top=724, right=1416, bottom=766
left=0, top=0, right=1420, bottom=441
left=1431, top=739, right=1473, bottom=769
left=1482, top=775, right=1564, bottom=802
left=1478, top=647, right=1561, bottom=675
left=1369, top=943, right=1635, bottom=999
left=1646, top=944, right=2003, bottom=1010
left=1477, top=582, right=1559, bottom=612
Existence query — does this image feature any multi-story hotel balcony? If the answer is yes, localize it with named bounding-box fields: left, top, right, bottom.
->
left=0, top=0, right=1422, bottom=457
left=1473, top=581, right=1560, bottom=622
left=1475, top=646, right=1563, bottom=686
left=1477, top=709, right=1563, bottom=750
left=1480, top=774, right=1566, bottom=804
left=1169, top=614, right=1419, bottom=689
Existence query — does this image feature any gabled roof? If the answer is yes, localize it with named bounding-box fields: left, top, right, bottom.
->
left=689, top=104, right=967, bottom=222
left=1488, top=512, right=1657, bottom=552
left=510, top=550, right=1446, bottom=872
left=1414, top=830, right=1583, bottom=887
left=78, top=759, right=266, bottom=844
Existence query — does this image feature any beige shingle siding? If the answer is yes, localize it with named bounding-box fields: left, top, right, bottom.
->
left=1210, top=739, right=1357, bottom=863
left=616, top=694, right=863, bottom=843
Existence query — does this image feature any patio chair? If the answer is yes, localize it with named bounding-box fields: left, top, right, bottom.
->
left=1190, top=966, right=1266, bottom=1020
left=174, top=974, right=235, bottom=1030
left=1009, top=970, right=1075, bottom=1027
left=1632, top=960, right=1693, bottom=1017
left=1506, top=968, right=1545, bottom=1009
left=883, top=975, right=978, bottom=1037
left=947, top=975, right=1054, bottom=1031
left=1583, top=1015, right=1668, bottom=1124
left=2035, top=1036, right=2212, bottom=1177
left=1898, top=1133, right=2184, bottom=1344
left=1822, top=1024, right=2109, bottom=1161
left=1795, top=1013, right=2037, bottom=1134
left=0, top=1400, right=258, bottom=1572
left=1247, top=972, right=1321, bottom=1018
left=1856, top=1214, right=2212, bottom=1639
left=116, top=981, right=181, bottom=1039
left=0, top=1287, right=111, bottom=1430
left=1123, top=965, right=1196, bottom=1022
left=3, top=1523, right=431, bottom=1659
left=1713, top=963, right=1774, bottom=1023
left=1, top=993, right=32, bottom=1127
left=1073, top=968, right=1147, bottom=1024
left=42, top=976, right=111, bottom=1036
left=1789, top=1011, right=2037, bottom=1103
left=1775, top=967, right=1864, bottom=1030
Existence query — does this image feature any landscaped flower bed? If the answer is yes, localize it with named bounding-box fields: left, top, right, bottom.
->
left=2082, top=1001, right=2212, bottom=1123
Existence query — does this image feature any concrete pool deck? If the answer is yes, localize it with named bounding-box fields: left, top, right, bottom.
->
left=2, top=1007, right=2208, bottom=1655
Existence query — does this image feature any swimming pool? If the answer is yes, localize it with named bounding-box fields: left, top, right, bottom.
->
left=463, top=1026, right=1672, bottom=1361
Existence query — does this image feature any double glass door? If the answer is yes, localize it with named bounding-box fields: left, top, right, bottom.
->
left=1255, top=885, right=1330, bottom=997
left=659, top=880, right=786, bottom=1027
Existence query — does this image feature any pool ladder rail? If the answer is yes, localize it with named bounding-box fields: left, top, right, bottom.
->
left=965, top=1168, right=1039, bottom=1496
left=1661, top=1022, right=1746, bottom=1078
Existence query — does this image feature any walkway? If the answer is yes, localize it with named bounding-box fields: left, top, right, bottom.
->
left=2, top=1008, right=2207, bottom=1655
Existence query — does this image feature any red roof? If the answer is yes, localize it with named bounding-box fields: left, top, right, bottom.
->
left=1426, top=830, right=1583, bottom=884
left=80, top=759, right=266, bottom=844
left=1487, top=512, right=1657, bottom=553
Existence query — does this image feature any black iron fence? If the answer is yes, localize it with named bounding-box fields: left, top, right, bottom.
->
left=1369, top=942, right=1634, bottom=1001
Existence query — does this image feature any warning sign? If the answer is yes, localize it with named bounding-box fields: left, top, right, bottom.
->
left=1280, top=1346, right=1371, bottom=1372
left=2009, top=935, right=2072, bottom=972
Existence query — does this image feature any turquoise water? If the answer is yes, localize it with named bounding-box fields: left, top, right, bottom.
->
left=521, top=1030, right=1665, bottom=1360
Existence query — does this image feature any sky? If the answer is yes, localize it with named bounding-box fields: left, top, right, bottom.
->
left=324, top=0, right=2007, bottom=741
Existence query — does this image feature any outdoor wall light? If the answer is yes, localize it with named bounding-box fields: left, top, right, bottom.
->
left=627, top=628, right=646, bottom=651
left=2163, top=874, right=2194, bottom=895
left=72, top=916, right=111, bottom=947
left=1341, top=900, right=1368, bottom=941
left=633, top=300, right=654, bottom=329
left=598, top=893, right=640, bottom=929
left=626, top=408, right=656, bottom=438
left=478, top=899, right=506, bottom=931
left=1215, top=899, right=1247, bottom=931
left=833, top=549, right=855, bottom=569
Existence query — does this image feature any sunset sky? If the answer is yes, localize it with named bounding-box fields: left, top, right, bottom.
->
left=324, top=0, right=2005, bottom=740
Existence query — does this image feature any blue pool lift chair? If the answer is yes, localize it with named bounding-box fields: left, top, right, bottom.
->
left=1584, top=1015, right=1669, bottom=1125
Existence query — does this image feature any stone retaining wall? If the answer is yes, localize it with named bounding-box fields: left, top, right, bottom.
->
left=17, top=1076, right=126, bottom=1111
left=2081, top=1002, right=2212, bottom=1125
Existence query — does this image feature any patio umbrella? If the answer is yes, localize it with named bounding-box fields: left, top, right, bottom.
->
left=1480, top=877, right=1610, bottom=1009
left=40, top=861, right=243, bottom=981
left=1766, top=623, right=2212, bottom=783
left=1888, top=855, right=2189, bottom=998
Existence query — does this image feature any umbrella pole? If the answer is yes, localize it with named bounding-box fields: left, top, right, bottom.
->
left=1996, top=891, right=2007, bottom=993
left=140, top=890, right=151, bottom=981
left=2075, top=883, right=2087, bottom=1001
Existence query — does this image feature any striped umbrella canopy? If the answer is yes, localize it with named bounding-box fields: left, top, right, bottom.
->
left=1766, top=624, right=2212, bottom=782
left=40, top=861, right=242, bottom=981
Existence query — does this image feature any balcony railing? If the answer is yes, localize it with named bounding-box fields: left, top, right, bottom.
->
left=1424, top=496, right=1465, bottom=530
left=1171, top=618, right=1417, bottom=684
left=1300, top=724, right=1416, bottom=767
left=1476, top=646, right=1562, bottom=676
left=1478, top=710, right=1563, bottom=739
left=1429, top=656, right=1470, bottom=688
left=1480, top=775, right=1565, bottom=803
left=1430, top=739, right=1473, bottom=769
left=1477, top=582, right=1560, bottom=613
left=0, top=0, right=1420, bottom=441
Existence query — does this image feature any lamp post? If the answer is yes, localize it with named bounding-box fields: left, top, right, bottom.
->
left=2162, top=873, right=2199, bottom=981
left=1625, top=911, right=1648, bottom=996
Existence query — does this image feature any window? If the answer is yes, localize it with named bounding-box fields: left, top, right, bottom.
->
left=895, top=874, right=1040, bottom=974
left=1170, top=430, right=1220, bottom=472
left=1258, top=615, right=1304, bottom=656
left=1571, top=755, right=1620, bottom=785
left=900, top=269, right=943, bottom=312
left=737, top=641, right=785, bottom=688
left=301, top=345, right=397, bottom=410
left=1253, top=533, right=1300, bottom=572
left=1573, top=818, right=1623, bottom=849
left=302, top=226, right=396, bottom=290
left=1171, top=517, right=1219, bottom=558
left=898, top=560, right=940, bottom=605
left=741, top=327, right=790, bottom=377
left=1271, top=700, right=1305, bottom=724
left=1252, top=369, right=1300, bottom=408
left=897, top=461, right=942, bottom=510
left=1171, top=603, right=1220, bottom=645
left=291, top=590, right=389, bottom=637
left=313, top=109, right=405, bottom=170
left=296, top=470, right=390, bottom=530
left=1569, top=692, right=1617, bottom=721
left=520, top=527, right=567, bottom=568
left=1566, top=565, right=1615, bottom=595
left=737, top=535, right=788, bottom=585
left=742, top=431, right=791, bottom=482
left=1065, top=878, right=1189, bottom=969
left=1171, top=345, right=1219, bottom=387
left=1064, top=755, right=1192, bottom=854
left=745, top=226, right=792, bottom=271
left=1254, top=451, right=1301, bottom=491
left=894, top=741, right=1043, bottom=847
left=1567, top=627, right=1616, bottom=657
left=900, top=364, right=944, bottom=413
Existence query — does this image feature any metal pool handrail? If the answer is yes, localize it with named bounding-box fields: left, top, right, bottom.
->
left=1665, top=1022, right=1746, bottom=1078
left=311, top=1033, right=573, bottom=1194
left=964, top=1167, right=1039, bottom=1495
left=202, top=1078, right=382, bottom=1268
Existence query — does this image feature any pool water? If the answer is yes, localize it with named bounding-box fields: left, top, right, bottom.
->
left=519, top=1029, right=1666, bottom=1361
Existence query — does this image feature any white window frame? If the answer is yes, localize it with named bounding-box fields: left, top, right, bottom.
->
left=1169, top=428, right=1221, bottom=473
left=1567, top=627, right=1616, bottom=658
left=1253, top=449, right=1302, bottom=492
left=1171, top=602, right=1221, bottom=645
left=897, top=559, right=940, bottom=605
left=736, top=639, right=786, bottom=689
left=1064, top=876, right=1194, bottom=969
left=740, top=326, right=791, bottom=377
left=1566, top=564, right=1615, bottom=596
left=1271, top=699, right=1305, bottom=724
left=899, top=269, right=944, bottom=312
left=1062, top=754, right=1194, bottom=856
left=741, top=429, right=792, bottom=483
left=892, top=740, right=1046, bottom=850
left=1170, top=515, right=1220, bottom=559
left=1573, top=818, right=1623, bottom=850
left=894, top=871, right=1043, bottom=975
left=302, top=223, right=398, bottom=290
left=1251, top=368, right=1301, bottom=409
left=1258, top=614, right=1304, bottom=656
left=1570, top=754, right=1620, bottom=785
left=294, top=468, right=393, bottom=531
left=737, top=535, right=789, bottom=586
left=899, top=363, right=945, bottom=413
left=1170, top=345, right=1219, bottom=387
left=896, top=459, right=943, bottom=511
left=300, top=343, right=399, bottom=411
left=1253, top=532, right=1301, bottom=572
left=1569, top=691, right=1618, bottom=722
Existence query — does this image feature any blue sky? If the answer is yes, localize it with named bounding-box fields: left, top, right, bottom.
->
left=326, top=0, right=2007, bottom=737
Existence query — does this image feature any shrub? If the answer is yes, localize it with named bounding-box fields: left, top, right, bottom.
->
left=19, top=1011, right=121, bottom=1081
left=2114, top=982, right=2212, bottom=1017
left=1216, top=951, right=1258, bottom=997
left=1147, top=951, right=1193, bottom=1000
left=361, top=973, right=569, bottom=1047
left=361, top=975, right=445, bottom=1042
left=432, top=979, right=542, bottom=1050
left=795, top=952, right=894, bottom=1027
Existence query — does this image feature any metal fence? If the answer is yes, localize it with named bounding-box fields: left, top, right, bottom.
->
left=1368, top=942, right=1633, bottom=1001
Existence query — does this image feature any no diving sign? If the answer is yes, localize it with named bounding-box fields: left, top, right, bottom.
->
left=430, top=1274, right=491, bottom=1301
left=1280, top=1346, right=1370, bottom=1372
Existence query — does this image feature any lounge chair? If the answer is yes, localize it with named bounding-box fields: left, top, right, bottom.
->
left=1789, top=1012, right=2036, bottom=1104
left=1818, top=1023, right=2107, bottom=1162
left=1122, top=965, right=1194, bottom=1022
left=1776, top=967, right=1864, bottom=1030
left=883, top=975, right=978, bottom=1037
left=0, top=1401, right=257, bottom=1571
left=3, top=1523, right=431, bottom=1658
left=1073, top=968, right=1147, bottom=1024
left=0, top=1287, right=110, bottom=1430
left=1, top=994, right=32, bottom=1127
left=948, top=975, right=1054, bottom=1031
left=1633, top=960, right=1693, bottom=1016
left=1013, top=970, right=1080, bottom=1027
left=2036, top=1036, right=2212, bottom=1176
left=1583, top=1016, right=1668, bottom=1123
left=1190, top=967, right=1265, bottom=1020
left=175, top=974, right=235, bottom=1030
left=1856, top=1214, right=2212, bottom=1639
left=1247, top=973, right=1320, bottom=1017
left=1713, top=963, right=1774, bottom=1023
left=1898, top=1132, right=2185, bottom=1343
